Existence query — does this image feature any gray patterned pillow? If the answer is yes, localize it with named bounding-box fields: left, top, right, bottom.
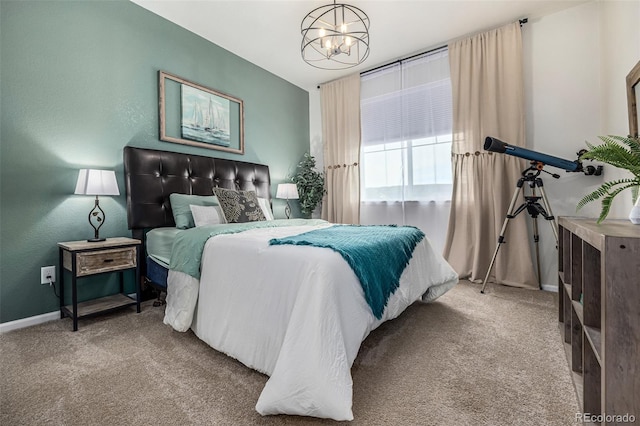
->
left=212, top=187, right=266, bottom=223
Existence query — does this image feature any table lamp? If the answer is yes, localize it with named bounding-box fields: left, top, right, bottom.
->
left=74, top=169, right=120, bottom=242
left=276, top=183, right=299, bottom=219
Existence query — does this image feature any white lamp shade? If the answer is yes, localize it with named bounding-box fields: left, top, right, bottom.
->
left=276, top=183, right=299, bottom=200
left=74, top=169, right=120, bottom=196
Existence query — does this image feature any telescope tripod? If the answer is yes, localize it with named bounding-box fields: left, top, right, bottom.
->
left=480, top=163, right=559, bottom=293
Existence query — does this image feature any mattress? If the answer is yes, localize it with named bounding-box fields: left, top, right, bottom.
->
left=146, top=256, right=169, bottom=289
left=145, top=227, right=182, bottom=268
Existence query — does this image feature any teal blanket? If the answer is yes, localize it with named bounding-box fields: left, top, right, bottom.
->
left=169, top=219, right=328, bottom=279
left=269, top=225, right=425, bottom=319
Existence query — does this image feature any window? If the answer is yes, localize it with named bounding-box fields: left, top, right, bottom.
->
left=360, top=49, right=453, bottom=202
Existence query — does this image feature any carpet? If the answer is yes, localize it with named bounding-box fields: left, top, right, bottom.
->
left=0, top=281, right=579, bottom=425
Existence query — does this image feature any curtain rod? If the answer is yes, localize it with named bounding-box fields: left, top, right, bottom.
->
left=359, top=45, right=447, bottom=77
left=316, top=18, right=528, bottom=89
left=315, top=45, right=445, bottom=89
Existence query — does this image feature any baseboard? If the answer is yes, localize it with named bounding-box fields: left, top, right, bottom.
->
left=541, top=284, right=558, bottom=292
left=0, top=311, right=59, bottom=334
left=1, top=294, right=139, bottom=333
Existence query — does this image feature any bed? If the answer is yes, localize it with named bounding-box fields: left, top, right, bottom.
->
left=124, top=146, right=458, bottom=421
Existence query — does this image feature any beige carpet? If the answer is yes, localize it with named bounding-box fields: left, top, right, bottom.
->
left=0, top=281, right=579, bottom=425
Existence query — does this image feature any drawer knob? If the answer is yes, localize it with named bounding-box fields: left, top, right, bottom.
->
left=103, top=259, right=114, bottom=263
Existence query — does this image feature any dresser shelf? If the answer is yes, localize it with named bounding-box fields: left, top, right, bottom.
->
left=558, top=218, right=640, bottom=424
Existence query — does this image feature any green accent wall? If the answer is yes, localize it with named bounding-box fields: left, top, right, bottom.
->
left=0, top=1, right=310, bottom=323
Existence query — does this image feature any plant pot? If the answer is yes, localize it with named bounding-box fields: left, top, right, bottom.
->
left=630, top=197, right=640, bottom=224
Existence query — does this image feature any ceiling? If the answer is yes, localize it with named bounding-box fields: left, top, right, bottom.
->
left=131, top=0, right=587, bottom=92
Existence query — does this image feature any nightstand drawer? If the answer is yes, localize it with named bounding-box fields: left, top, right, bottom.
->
left=64, top=247, right=137, bottom=276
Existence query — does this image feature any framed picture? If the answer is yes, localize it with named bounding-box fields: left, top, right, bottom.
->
left=626, top=60, right=640, bottom=138
left=159, top=71, right=244, bottom=154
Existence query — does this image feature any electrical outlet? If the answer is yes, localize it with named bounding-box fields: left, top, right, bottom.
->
left=41, top=266, right=56, bottom=285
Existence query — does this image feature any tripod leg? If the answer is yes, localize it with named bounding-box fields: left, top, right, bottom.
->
left=532, top=216, right=542, bottom=289
left=481, top=185, right=523, bottom=293
left=481, top=227, right=505, bottom=294
left=537, top=185, right=559, bottom=246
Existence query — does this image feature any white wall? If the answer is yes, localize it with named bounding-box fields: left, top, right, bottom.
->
left=308, top=0, right=640, bottom=287
left=599, top=0, right=640, bottom=134
left=309, top=89, right=323, bottom=218
left=309, top=90, right=324, bottom=171
left=525, top=0, right=639, bottom=288
left=523, top=1, right=601, bottom=289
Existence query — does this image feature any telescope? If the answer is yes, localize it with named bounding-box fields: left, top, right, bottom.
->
left=480, top=135, right=601, bottom=294
left=484, top=137, right=582, bottom=172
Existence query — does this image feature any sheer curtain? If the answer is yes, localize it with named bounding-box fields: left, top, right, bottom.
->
left=443, top=23, right=537, bottom=288
left=320, top=73, right=361, bottom=224
left=359, top=49, right=452, bottom=253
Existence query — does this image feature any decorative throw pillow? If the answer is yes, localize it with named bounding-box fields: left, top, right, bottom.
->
left=189, top=204, right=226, bottom=227
left=258, top=197, right=275, bottom=221
left=169, top=194, right=220, bottom=229
left=212, top=187, right=266, bottom=223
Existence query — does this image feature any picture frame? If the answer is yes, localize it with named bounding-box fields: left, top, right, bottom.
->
left=159, top=71, right=244, bottom=154
left=626, top=60, right=640, bottom=138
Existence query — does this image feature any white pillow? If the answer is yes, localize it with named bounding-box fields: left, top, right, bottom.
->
left=258, top=197, right=275, bottom=220
left=189, top=204, right=226, bottom=226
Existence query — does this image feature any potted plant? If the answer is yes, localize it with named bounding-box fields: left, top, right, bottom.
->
left=291, top=153, right=326, bottom=218
left=577, top=135, right=640, bottom=223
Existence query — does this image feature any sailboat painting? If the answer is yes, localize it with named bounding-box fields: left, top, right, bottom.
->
left=181, top=84, right=231, bottom=147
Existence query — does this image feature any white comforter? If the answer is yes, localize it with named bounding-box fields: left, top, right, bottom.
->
left=164, top=223, right=458, bottom=421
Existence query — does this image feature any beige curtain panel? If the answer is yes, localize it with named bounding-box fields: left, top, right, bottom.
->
left=443, top=22, right=538, bottom=288
left=320, top=73, right=361, bottom=224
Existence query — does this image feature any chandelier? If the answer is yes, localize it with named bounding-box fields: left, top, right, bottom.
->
left=300, top=1, right=370, bottom=70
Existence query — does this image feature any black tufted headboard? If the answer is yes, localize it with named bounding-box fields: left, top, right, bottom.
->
left=124, top=146, right=271, bottom=230
left=124, top=146, right=271, bottom=289
left=123, top=146, right=271, bottom=269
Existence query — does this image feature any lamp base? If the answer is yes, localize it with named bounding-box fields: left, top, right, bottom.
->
left=87, top=196, right=106, bottom=243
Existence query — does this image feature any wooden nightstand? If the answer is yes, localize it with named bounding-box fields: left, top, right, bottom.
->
left=58, top=237, right=141, bottom=331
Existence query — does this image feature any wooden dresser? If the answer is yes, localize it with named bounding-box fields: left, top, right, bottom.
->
left=558, top=217, right=639, bottom=424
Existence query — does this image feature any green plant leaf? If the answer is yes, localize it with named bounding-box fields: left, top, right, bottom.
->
left=291, top=152, right=326, bottom=216
left=580, top=136, right=640, bottom=177
left=578, top=136, right=640, bottom=221
left=595, top=183, right=638, bottom=223
left=576, top=178, right=638, bottom=210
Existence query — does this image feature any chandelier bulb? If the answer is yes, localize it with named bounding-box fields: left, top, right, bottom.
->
left=319, top=28, right=326, bottom=37
left=340, top=23, right=347, bottom=33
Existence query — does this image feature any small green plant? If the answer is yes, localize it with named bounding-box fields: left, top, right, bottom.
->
left=291, top=153, right=325, bottom=217
left=577, top=135, right=640, bottom=223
